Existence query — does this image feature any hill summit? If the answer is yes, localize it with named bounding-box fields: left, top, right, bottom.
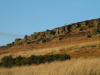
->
left=1, top=18, right=100, bottom=49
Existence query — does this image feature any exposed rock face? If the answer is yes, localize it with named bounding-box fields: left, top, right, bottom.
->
left=1, top=18, right=100, bottom=47
left=97, top=19, right=100, bottom=32
left=14, top=38, right=22, bottom=45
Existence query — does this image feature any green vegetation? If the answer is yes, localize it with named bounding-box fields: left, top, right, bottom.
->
left=0, top=54, right=71, bottom=68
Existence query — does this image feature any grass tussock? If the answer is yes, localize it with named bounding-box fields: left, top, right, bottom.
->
left=0, top=58, right=100, bottom=75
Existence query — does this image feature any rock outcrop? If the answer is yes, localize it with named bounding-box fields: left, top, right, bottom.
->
left=1, top=18, right=100, bottom=49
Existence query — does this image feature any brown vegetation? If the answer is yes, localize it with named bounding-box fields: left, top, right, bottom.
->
left=0, top=18, right=100, bottom=75
left=0, top=35, right=100, bottom=60
left=0, top=58, right=100, bottom=75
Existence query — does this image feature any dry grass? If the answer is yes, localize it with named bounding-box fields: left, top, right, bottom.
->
left=0, top=40, right=100, bottom=60
left=0, top=58, right=100, bottom=75
left=0, top=36, right=100, bottom=75
left=0, top=36, right=100, bottom=59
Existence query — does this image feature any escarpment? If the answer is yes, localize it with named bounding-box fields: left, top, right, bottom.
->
left=1, top=18, right=100, bottom=49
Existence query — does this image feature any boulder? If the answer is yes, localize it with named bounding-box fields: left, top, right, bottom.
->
left=53, top=37, right=63, bottom=41
left=14, top=38, right=23, bottom=45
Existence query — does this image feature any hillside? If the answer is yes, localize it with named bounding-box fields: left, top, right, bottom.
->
left=1, top=18, right=100, bottom=75
left=0, top=18, right=100, bottom=49
left=0, top=18, right=100, bottom=59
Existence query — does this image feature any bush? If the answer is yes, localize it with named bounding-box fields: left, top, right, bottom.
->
left=0, top=63, right=2, bottom=66
left=15, top=56, right=27, bottom=66
left=1, top=55, right=15, bottom=67
left=0, top=54, right=71, bottom=67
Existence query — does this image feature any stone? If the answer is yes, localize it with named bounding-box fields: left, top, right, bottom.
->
left=14, top=38, right=23, bottom=45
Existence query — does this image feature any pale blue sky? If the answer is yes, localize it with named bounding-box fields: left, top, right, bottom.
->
left=0, top=0, right=100, bottom=46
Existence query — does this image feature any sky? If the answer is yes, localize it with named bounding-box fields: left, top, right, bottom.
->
left=0, top=0, right=100, bottom=46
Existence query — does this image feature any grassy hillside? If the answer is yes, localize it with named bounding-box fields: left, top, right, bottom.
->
left=0, top=35, right=100, bottom=59
left=0, top=58, right=100, bottom=75
left=0, top=18, right=100, bottom=57
left=0, top=18, right=100, bottom=75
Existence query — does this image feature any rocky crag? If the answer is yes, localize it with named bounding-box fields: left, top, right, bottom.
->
left=1, top=18, right=100, bottom=49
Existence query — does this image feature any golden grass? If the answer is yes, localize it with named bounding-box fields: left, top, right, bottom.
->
left=0, top=36, right=100, bottom=59
left=0, top=58, right=100, bottom=75
left=0, top=40, right=100, bottom=60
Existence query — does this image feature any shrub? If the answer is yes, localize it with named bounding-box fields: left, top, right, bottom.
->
left=15, top=56, right=27, bottom=66
left=0, top=54, right=71, bottom=67
left=0, top=63, right=2, bottom=66
left=1, top=55, right=15, bottom=67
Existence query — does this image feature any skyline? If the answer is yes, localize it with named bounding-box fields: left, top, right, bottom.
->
left=0, top=0, right=100, bottom=46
